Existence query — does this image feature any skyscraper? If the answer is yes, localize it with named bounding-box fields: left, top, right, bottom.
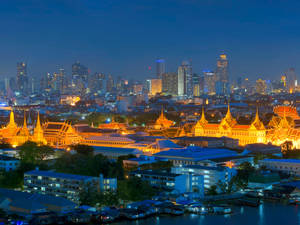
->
left=215, top=54, right=229, bottom=95
left=255, top=79, right=267, bottom=95
left=285, top=68, right=297, bottom=93
left=72, top=61, right=89, bottom=95
left=16, top=62, right=28, bottom=95
left=72, top=61, right=89, bottom=83
left=177, top=61, right=192, bottom=98
left=52, top=68, right=65, bottom=94
left=192, top=73, right=204, bottom=97
left=150, top=79, right=162, bottom=96
left=106, top=74, right=115, bottom=93
left=162, top=72, right=178, bottom=96
left=203, top=70, right=216, bottom=95
left=156, top=59, right=166, bottom=79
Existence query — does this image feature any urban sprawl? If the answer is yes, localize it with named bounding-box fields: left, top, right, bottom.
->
left=1, top=54, right=300, bottom=224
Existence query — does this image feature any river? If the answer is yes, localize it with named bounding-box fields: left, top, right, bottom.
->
left=114, top=202, right=300, bottom=225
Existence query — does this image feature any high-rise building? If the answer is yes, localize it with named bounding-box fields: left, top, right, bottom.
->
left=203, top=70, right=216, bottom=95
left=177, top=61, right=192, bottom=98
left=72, top=61, right=89, bottom=95
left=162, top=72, right=178, bottom=96
left=192, top=73, right=204, bottom=97
left=88, top=72, right=105, bottom=94
left=106, top=74, right=115, bottom=93
left=16, top=62, right=28, bottom=95
left=56, top=68, right=65, bottom=94
left=150, top=79, right=162, bottom=96
left=156, top=59, right=166, bottom=79
left=285, top=68, right=297, bottom=93
left=72, top=61, right=88, bottom=83
left=215, top=54, right=229, bottom=95
left=255, top=79, right=267, bottom=95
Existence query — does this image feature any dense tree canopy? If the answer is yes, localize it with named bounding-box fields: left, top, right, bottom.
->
left=18, top=141, right=54, bottom=164
left=54, top=152, right=124, bottom=179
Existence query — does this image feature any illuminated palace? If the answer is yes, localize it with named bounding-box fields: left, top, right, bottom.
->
left=0, top=111, right=47, bottom=147
left=193, top=105, right=300, bottom=149
left=266, top=106, right=300, bottom=149
left=194, top=105, right=266, bottom=146
left=0, top=111, right=135, bottom=148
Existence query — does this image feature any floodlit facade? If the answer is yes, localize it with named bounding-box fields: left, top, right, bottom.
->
left=0, top=110, right=47, bottom=147
left=194, top=105, right=266, bottom=146
left=194, top=105, right=300, bottom=149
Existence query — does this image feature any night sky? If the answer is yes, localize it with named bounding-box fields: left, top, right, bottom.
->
left=1, top=0, right=300, bottom=81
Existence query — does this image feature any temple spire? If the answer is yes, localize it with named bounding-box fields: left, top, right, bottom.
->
left=225, top=102, right=232, bottom=119
left=160, top=106, right=164, bottom=117
left=23, top=111, right=27, bottom=128
left=251, top=107, right=265, bottom=130
left=254, top=107, right=259, bottom=122
left=36, top=111, right=41, bottom=130
left=33, top=111, right=46, bottom=145
left=7, top=109, right=17, bottom=128
left=199, top=105, right=208, bottom=124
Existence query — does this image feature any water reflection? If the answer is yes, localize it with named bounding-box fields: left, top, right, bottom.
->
left=258, top=203, right=264, bottom=225
left=116, top=203, right=298, bottom=225
left=240, top=206, right=244, bottom=214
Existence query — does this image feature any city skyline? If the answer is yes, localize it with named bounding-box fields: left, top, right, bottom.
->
left=0, top=0, right=300, bottom=80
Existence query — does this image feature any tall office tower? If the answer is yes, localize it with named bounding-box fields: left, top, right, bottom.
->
left=72, top=61, right=89, bottom=95
left=106, top=74, right=115, bottom=93
left=285, top=68, right=297, bottom=93
left=56, top=68, right=65, bottom=94
left=162, top=72, right=178, bottom=96
left=9, top=77, right=17, bottom=92
left=242, top=78, right=251, bottom=93
left=203, top=70, right=216, bottom=95
left=30, top=77, right=35, bottom=94
left=177, top=61, right=193, bottom=98
left=72, top=61, right=89, bottom=83
left=215, top=54, right=229, bottom=95
left=89, top=72, right=106, bottom=93
left=255, top=78, right=267, bottom=95
left=115, top=76, right=129, bottom=95
left=156, top=59, right=166, bottom=79
left=150, top=79, right=162, bottom=96
left=237, top=77, right=242, bottom=89
left=72, top=61, right=89, bottom=90
left=192, top=73, right=204, bottom=97
left=16, top=62, right=28, bottom=95
left=4, top=78, right=9, bottom=94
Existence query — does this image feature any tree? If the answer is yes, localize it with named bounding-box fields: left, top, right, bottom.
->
left=117, top=177, right=156, bottom=201
left=0, top=208, right=7, bottom=218
left=217, top=180, right=227, bottom=194
left=102, top=191, right=119, bottom=206
left=18, top=141, right=40, bottom=163
left=79, top=184, right=119, bottom=207
left=238, top=162, right=255, bottom=180
left=37, top=145, right=55, bottom=161
left=207, top=185, right=217, bottom=195
left=18, top=141, right=54, bottom=163
left=79, top=184, right=100, bottom=206
left=54, top=152, right=124, bottom=179
left=71, top=144, right=94, bottom=156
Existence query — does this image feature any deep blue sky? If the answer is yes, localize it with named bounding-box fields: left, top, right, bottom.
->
left=1, top=0, right=300, bottom=81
